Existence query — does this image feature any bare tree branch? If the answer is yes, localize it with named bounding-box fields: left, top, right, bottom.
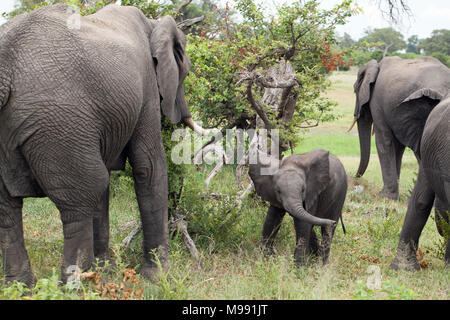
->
left=177, top=16, right=205, bottom=30
left=373, top=0, right=412, bottom=24
left=176, top=0, right=193, bottom=13
left=170, top=214, right=200, bottom=265
left=245, top=82, right=272, bottom=130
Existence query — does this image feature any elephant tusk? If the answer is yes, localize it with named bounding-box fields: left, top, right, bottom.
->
left=347, top=117, right=358, bottom=132
left=184, top=117, right=209, bottom=136
left=372, top=125, right=375, bottom=136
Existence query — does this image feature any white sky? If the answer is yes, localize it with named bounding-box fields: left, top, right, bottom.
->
left=1, top=0, right=449, bottom=40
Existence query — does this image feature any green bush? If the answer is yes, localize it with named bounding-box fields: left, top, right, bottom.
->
left=430, top=52, right=450, bottom=67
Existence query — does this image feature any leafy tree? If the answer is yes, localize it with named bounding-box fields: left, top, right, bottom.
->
left=359, top=27, right=406, bottom=57
left=418, top=29, right=450, bottom=55
left=337, top=32, right=356, bottom=49
left=188, top=0, right=356, bottom=154
left=406, top=34, right=419, bottom=53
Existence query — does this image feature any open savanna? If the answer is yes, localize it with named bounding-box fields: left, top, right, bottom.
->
left=0, top=69, right=448, bottom=300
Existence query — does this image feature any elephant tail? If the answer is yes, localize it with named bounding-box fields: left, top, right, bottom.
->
left=340, top=215, right=346, bottom=234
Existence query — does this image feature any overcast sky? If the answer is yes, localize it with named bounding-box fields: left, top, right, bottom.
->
left=1, top=0, right=449, bottom=40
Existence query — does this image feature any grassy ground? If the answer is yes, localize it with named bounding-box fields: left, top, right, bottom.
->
left=0, top=69, right=448, bottom=300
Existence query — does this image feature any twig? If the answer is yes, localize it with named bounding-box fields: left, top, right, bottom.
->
left=176, top=0, right=192, bottom=13
left=120, top=223, right=141, bottom=248
left=170, top=215, right=201, bottom=265
left=224, top=182, right=254, bottom=216
left=119, top=215, right=201, bottom=266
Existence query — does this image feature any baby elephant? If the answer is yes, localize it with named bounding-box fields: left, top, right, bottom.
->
left=249, top=148, right=347, bottom=266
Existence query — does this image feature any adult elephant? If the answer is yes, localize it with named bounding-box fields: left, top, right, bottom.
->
left=349, top=56, right=450, bottom=200
left=0, top=4, right=205, bottom=286
left=390, top=98, right=450, bottom=270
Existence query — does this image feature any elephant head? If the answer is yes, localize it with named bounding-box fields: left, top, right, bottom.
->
left=249, top=149, right=336, bottom=227
left=349, top=59, right=380, bottom=177
left=149, top=16, right=207, bottom=135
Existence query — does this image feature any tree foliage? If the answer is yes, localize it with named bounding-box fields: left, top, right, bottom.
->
left=418, top=29, right=450, bottom=56
left=406, top=34, right=419, bottom=54
left=358, top=27, right=406, bottom=56
left=187, top=0, right=356, bottom=152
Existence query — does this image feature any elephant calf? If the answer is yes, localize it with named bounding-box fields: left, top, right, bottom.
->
left=249, top=149, right=347, bottom=266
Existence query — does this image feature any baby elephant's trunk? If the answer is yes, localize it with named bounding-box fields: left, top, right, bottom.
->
left=285, top=199, right=337, bottom=227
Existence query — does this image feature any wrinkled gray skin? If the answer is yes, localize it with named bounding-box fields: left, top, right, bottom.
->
left=249, top=149, right=347, bottom=266
left=391, top=98, right=450, bottom=270
left=0, top=4, right=201, bottom=286
left=352, top=56, right=450, bottom=200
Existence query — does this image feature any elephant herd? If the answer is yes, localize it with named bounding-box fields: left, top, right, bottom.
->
left=0, top=4, right=448, bottom=287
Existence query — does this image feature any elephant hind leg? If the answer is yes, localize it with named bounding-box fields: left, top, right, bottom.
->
left=22, top=144, right=111, bottom=283
left=394, top=140, right=405, bottom=181
left=92, top=182, right=115, bottom=270
left=391, top=166, right=434, bottom=271
left=309, top=228, right=320, bottom=257
left=320, top=224, right=336, bottom=265
left=434, top=198, right=449, bottom=237
left=0, top=181, right=34, bottom=286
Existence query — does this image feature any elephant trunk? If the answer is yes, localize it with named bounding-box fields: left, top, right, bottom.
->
left=183, top=117, right=208, bottom=136
left=356, top=116, right=372, bottom=177
left=285, top=199, right=337, bottom=227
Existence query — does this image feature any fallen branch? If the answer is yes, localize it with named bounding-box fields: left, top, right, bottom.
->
left=170, top=214, right=200, bottom=265
left=194, top=143, right=231, bottom=187
left=119, top=215, right=201, bottom=266
left=120, top=222, right=141, bottom=248
left=224, top=182, right=254, bottom=216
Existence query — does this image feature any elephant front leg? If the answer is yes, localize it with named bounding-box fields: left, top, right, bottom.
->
left=261, top=205, right=285, bottom=255
left=390, top=167, right=434, bottom=271
left=127, top=136, right=169, bottom=281
left=375, top=128, right=401, bottom=200
left=132, top=164, right=169, bottom=281
left=293, top=218, right=313, bottom=267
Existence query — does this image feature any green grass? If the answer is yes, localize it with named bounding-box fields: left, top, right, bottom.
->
left=0, top=69, right=448, bottom=300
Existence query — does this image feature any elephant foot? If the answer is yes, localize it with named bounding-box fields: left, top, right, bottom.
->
left=261, top=243, right=276, bottom=256
left=390, top=255, right=420, bottom=271
left=379, top=190, right=399, bottom=200
left=4, top=271, right=36, bottom=289
left=139, top=263, right=162, bottom=282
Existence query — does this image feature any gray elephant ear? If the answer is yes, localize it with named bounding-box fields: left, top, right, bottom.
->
left=297, top=149, right=331, bottom=211
left=392, top=88, right=444, bottom=155
left=150, top=16, right=186, bottom=124
left=354, top=59, right=379, bottom=119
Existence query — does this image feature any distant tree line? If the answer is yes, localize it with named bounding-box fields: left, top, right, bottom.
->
left=335, top=27, right=450, bottom=68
